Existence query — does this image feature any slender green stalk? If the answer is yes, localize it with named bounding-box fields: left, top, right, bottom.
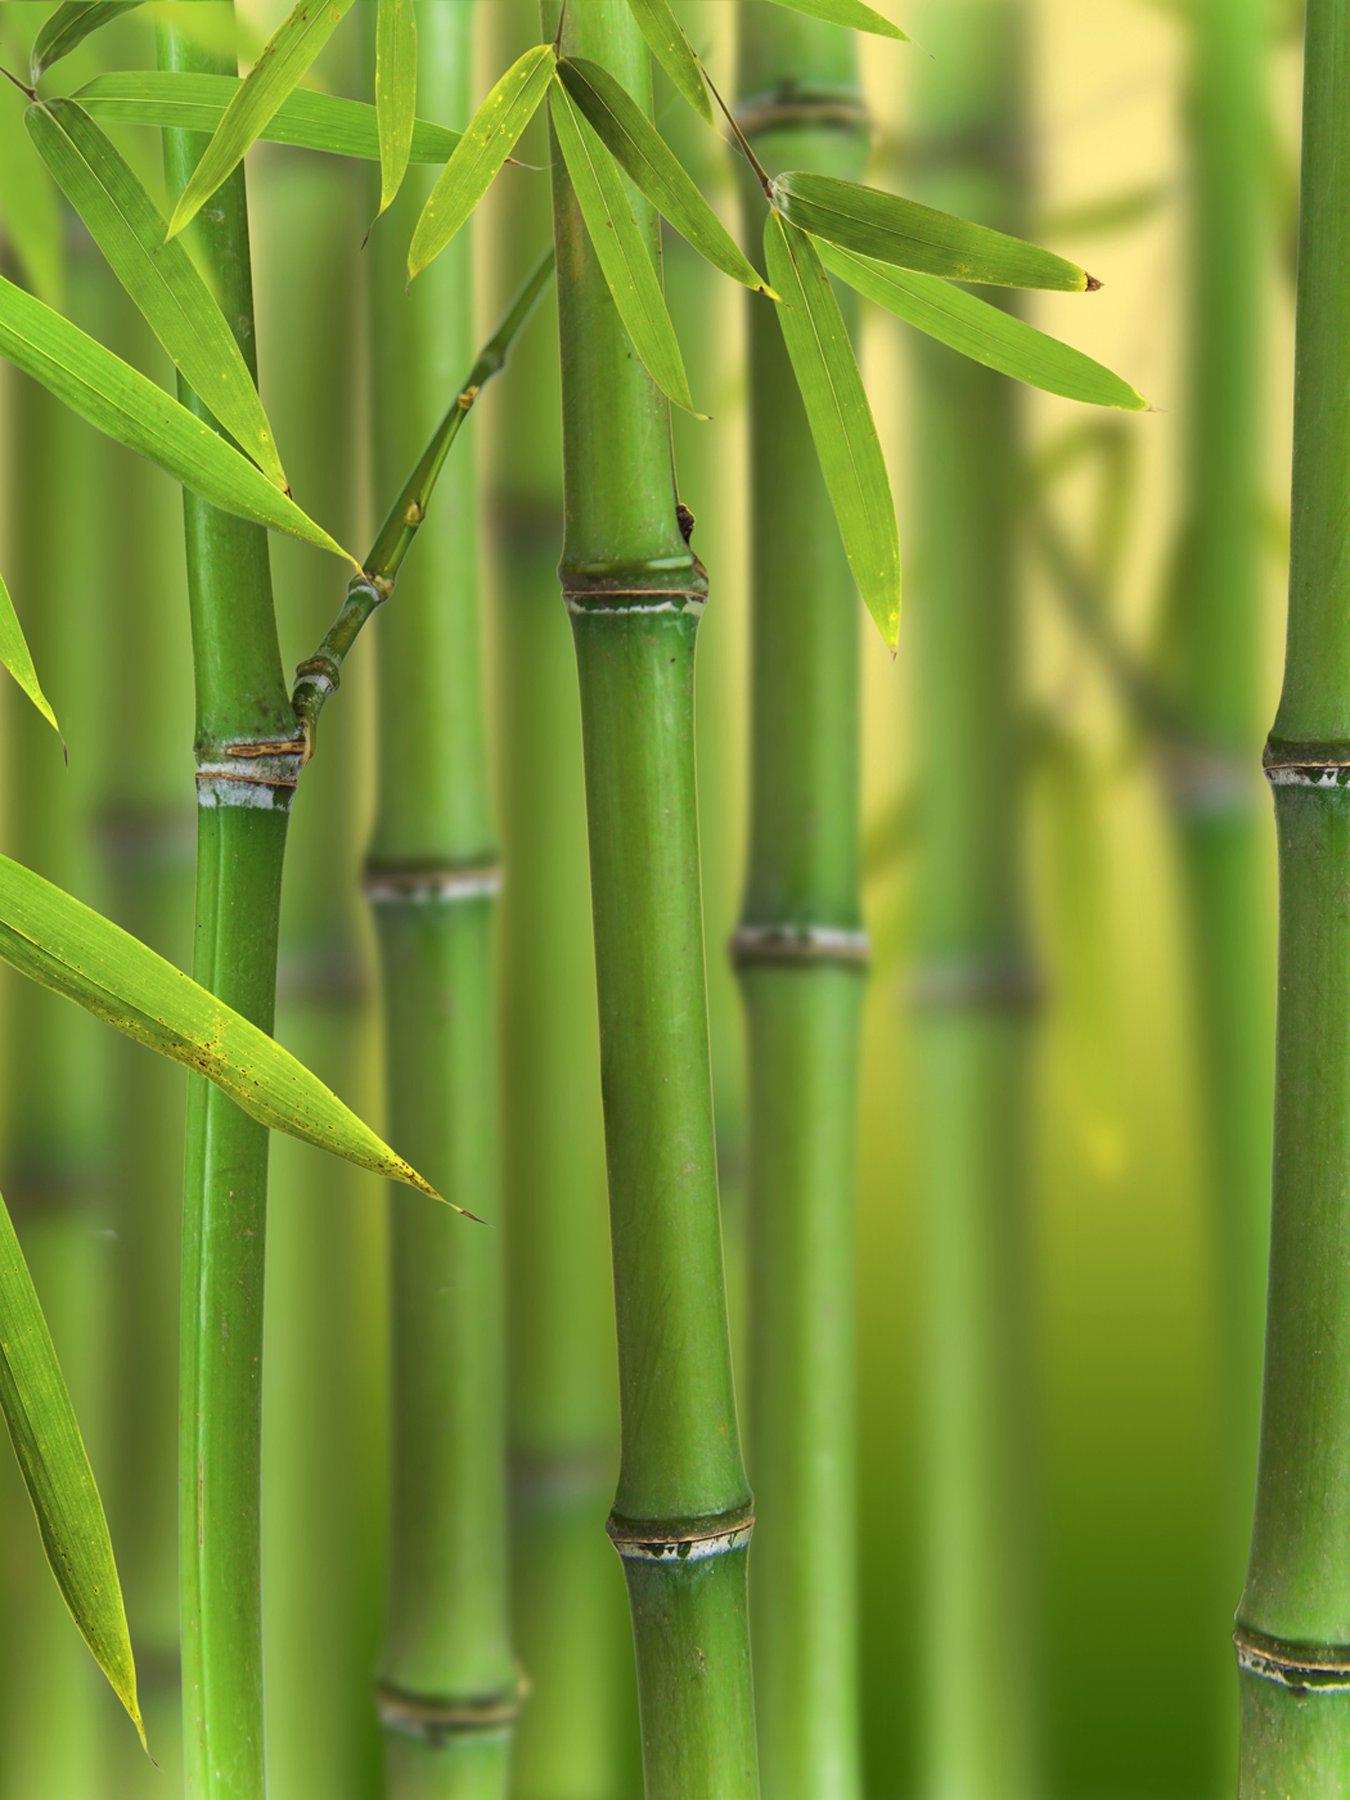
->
left=541, top=3, right=756, bottom=1792
left=368, top=6, right=516, bottom=1793
left=735, top=13, right=866, bottom=1797
left=908, top=5, right=1039, bottom=1793
left=1236, top=0, right=1350, bottom=1786
left=157, top=12, right=297, bottom=1793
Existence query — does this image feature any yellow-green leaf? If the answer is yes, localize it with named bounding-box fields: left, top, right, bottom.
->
left=0, top=272, right=357, bottom=565
left=549, top=78, right=699, bottom=417
left=0, top=853, right=446, bottom=1203
left=30, top=1, right=143, bottom=83
left=759, top=0, right=907, bottom=38
left=375, top=0, right=417, bottom=215
left=408, top=42, right=554, bottom=281
left=26, top=97, right=288, bottom=489
left=166, top=0, right=358, bottom=240
left=0, top=572, right=59, bottom=738
left=0, top=1186, right=143, bottom=1742
left=623, top=0, right=711, bottom=123
left=764, top=212, right=899, bottom=646
left=818, top=242, right=1147, bottom=410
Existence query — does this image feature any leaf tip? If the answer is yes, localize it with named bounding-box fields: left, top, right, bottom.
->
left=1084, top=271, right=1103, bottom=293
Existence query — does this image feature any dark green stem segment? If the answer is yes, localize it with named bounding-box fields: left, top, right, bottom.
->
left=735, top=12, right=866, bottom=1797
left=157, top=12, right=293, bottom=1796
left=541, top=2, right=756, bottom=1793
left=1237, top=0, right=1350, bottom=1787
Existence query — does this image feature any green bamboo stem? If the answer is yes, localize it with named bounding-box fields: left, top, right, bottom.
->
left=908, top=5, right=1039, bottom=1793
left=157, top=13, right=297, bottom=1794
left=1236, top=0, right=1350, bottom=1786
left=540, top=3, right=756, bottom=1792
left=735, top=12, right=867, bottom=1796
left=367, top=6, right=516, bottom=1793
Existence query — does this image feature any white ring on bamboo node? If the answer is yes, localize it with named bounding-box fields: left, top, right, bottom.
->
left=1235, top=1631, right=1350, bottom=1692
left=363, top=863, right=503, bottom=905
left=196, top=745, right=304, bottom=811
left=731, top=923, right=870, bottom=966
left=1265, top=764, right=1350, bottom=788
left=607, top=1510, right=755, bottom=1564
left=563, top=591, right=705, bottom=619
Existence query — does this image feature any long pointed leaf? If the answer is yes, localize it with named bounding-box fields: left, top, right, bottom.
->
left=764, top=212, right=899, bottom=646
left=375, top=0, right=417, bottom=215
left=408, top=42, right=554, bottom=281
left=0, top=1187, right=142, bottom=1741
left=549, top=79, right=699, bottom=416
left=623, top=0, right=711, bottom=123
left=166, top=0, right=358, bottom=239
left=30, top=1, right=143, bottom=83
left=773, top=171, right=1097, bottom=291
left=759, top=0, right=907, bottom=38
left=76, top=69, right=462, bottom=164
left=0, top=273, right=357, bottom=564
left=0, top=573, right=59, bottom=737
left=819, top=242, right=1147, bottom=410
left=26, top=97, right=288, bottom=488
left=557, top=57, right=771, bottom=296
left=0, top=853, right=445, bottom=1203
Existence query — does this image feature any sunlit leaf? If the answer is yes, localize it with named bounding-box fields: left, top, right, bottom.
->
left=549, top=78, right=699, bottom=416
left=759, top=0, right=907, bottom=38
left=0, top=573, right=59, bottom=738
left=0, top=853, right=446, bottom=1203
left=624, top=0, right=711, bottom=123
left=764, top=212, right=899, bottom=646
left=557, top=56, right=771, bottom=296
left=818, top=242, right=1146, bottom=410
left=0, top=273, right=357, bottom=564
left=772, top=171, right=1097, bottom=291
left=375, top=0, right=416, bottom=216
left=26, top=97, right=288, bottom=488
left=408, top=42, right=554, bottom=280
left=76, top=69, right=462, bottom=164
left=30, top=1, right=143, bottom=83
left=165, top=0, right=358, bottom=239
left=0, top=1187, right=142, bottom=1741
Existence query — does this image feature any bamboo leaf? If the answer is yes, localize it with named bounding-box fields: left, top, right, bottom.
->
left=758, top=0, right=907, bottom=38
left=623, top=0, right=711, bottom=123
left=375, top=0, right=417, bottom=216
left=0, top=573, right=59, bottom=737
left=557, top=57, right=771, bottom=297
left=818, top=241, right=1147, bottom=410
left=165, top=0, right=358, bottom=240
left=0, top=1186, right=143, bottom=1741
left=549, top=79, right=699, bottom=416
left=0, top=853, right=446, bottom=1203
left=773, top=171, right=1098, bottom=291
left=76, top=69, right=462, bottom=164
left=30, top=1, right=143, bottom=83
left=0, top=272, right=357, bottom=564
left=408, top=42, right=554, bottom=281
left=764, top=212, right=899, bottom=646
left=26, top=98, right=288, bottom=489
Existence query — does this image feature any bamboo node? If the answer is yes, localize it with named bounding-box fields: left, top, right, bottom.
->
left=909, top=958, right=1041, bottom=1013
left=1234, top=1626, right=1350, bottom=1692
left=607, top=1505, right=755, bottom=1565
left=730, top=923, right=870, bottom=969
left=376, top=1676, right=526, bottom=1743
left=362, top=857, right=503, bottom=906
left=195, top=738, right=306, bottom=812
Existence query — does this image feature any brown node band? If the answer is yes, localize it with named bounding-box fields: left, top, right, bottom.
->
left=607, top=1504, right=756, bottom=1565
left=730, top=923, right=871, bottom=970
left=376, top=1678, right=525, bottom=1743
left=1234, top=1625, right=1350, bottom=1692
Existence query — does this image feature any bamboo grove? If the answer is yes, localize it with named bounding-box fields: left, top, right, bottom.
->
left=0, top=0, right=1334, bottom=1795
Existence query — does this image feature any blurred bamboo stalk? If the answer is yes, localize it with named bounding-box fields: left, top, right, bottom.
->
left=1236, top=0, right=1350, bottom=1787
left=908, top=3, right=1040, bottom=1792
left=735, top=11, right=867, bottom=1796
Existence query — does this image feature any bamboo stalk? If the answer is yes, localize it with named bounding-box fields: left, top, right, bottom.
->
left=367, top=6, right=517, bottom=1793
left=540, top=3, right=756, bottom=1792
left=735, top=12, right=867, bottom=1796
left=1236, top=0, right=1350, bottom=1786
left=156, top=13, right=297, bottom=1793
left=907, top=4, right=1040, bottom=1793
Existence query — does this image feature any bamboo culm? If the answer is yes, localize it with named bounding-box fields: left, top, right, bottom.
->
left=735, top=10, right=867, bottom=1796
left=540, top=2, right=757, bottom=1793
left=1236, top=0, right=1350, bottom=1788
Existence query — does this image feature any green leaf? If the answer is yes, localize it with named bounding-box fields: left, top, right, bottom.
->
left=0, top=572, right=59, bottom=738
left=0, top=272, right=357, bottom=565
left=0, top=1185, right=143, bottom=1742
left=26, top=98, right=289, bottom=489
left=557, top=57, right=771, bottom=297
left=0, top=853, right=447, bottom=1204
left=772, top=171, right=1098, bottom=291
left=764, top=212, right=899, bottom=646
left=549, top=78, right=699, bottom=417
left=759, top=0, right=906, bottom=37
left=623, top=0, right=711, bottom=123
left=818, top=242, right=1147, bottom=410
left=30, top=1, right=143, bottom=83
left=375, top=0, right=417, bottom=216
left=76, top=69, right=462, bottom=164
left=166, top=0, right=358, bottom=239
left=408, top=42, right=554, bottom=281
